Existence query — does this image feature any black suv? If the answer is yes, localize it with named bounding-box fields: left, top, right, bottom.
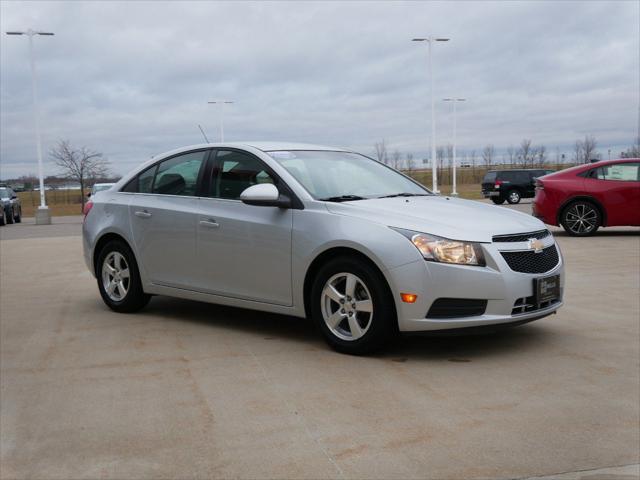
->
left=481, top=169, right=554, bottom=204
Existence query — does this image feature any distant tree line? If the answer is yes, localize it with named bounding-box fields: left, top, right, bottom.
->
left=373, top=133, right=639, bottom=176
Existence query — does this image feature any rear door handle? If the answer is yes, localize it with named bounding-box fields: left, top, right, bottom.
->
left=199, top=219, right=220, bottom=229
left=134, top=210, right=152, bottom=219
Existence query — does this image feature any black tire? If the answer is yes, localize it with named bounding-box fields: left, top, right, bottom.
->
left=13, top=207, right=21, bottom=223
left=5, top=208, right=14, bottom=224
left=310, top=256, right=396, bottom=355
left=491, top=197, right=505, bottom=205
left=0, top=214, right=5, bottom=226
left=560, top=200, right=601, bottom=237
left=506, top=189, right=521, bottom=204
left=96, top=239, right=150, bottom=313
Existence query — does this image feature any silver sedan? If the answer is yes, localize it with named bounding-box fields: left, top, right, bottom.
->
left=83, top=142, right=564, bottom=354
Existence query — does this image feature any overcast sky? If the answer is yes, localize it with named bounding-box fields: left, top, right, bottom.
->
left=1, top=0, right=638, bottom=178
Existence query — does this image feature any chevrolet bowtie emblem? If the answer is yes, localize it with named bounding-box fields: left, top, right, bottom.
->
left=528, top=238, right=544, bottom=253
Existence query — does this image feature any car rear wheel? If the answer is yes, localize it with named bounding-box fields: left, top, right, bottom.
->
left=506, top=189, right=521, bottom=204
left=97, top=240, right=150, bottom=313
left=491, top=197, right=505, bottom=205
left=311, top=256, right=396, bottom=355
left=561, top=201, right=601, bottom=236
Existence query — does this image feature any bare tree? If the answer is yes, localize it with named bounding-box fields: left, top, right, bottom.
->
left=506, top=145, right=516, bottom=167
left=536, top=144, right=547, bottom=168
left=482, top=144, right=495, bottom=169
left=374, top=140, right=389, bottom=165
left=436, top=146, right=446, bottom=185
left=405, top=152, right=415, bottom=174
left=581, top=135, right=598, bottom=163
left=518, top=139, right=535, bottom=167
left=469, top=149, right=479, bottom=182
left=573, top=140, right=583, bottom=163
left=391, top=149, right=402, bottom=169
left=50, top=140, right=109, bottom=209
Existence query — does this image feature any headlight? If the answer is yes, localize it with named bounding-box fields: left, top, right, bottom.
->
left=391, top=228, right=486, bottom=266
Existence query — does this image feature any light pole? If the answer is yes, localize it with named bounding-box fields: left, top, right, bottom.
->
left=412, top=36, right=449, bottom=193
left=443, top=98, right=465, bottom=196
left=207, top=100, right=234, bottom=142
left=6, top=29, right=54, bottom=224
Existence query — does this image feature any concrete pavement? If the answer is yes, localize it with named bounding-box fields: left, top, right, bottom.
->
left=0, top=210, right=639, bottom=479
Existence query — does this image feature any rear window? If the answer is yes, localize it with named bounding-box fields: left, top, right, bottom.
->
left=483, top=172, right=497, bottom=183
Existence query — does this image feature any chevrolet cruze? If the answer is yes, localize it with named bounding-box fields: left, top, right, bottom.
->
left=83, top=142, right=564, bottom=354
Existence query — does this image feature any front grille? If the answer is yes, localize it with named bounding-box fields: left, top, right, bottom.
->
left=501, top=245, right=559, bottom=274
left=512, top=296, right=560, bottom=315
left=427, top=298, right=487, bottom=319
left=493, top=229, right=550, bottom=243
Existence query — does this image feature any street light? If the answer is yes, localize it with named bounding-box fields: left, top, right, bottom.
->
left=412, top=36, right=449, bottom=193
left=6, top=29, right=55, bottom=224
left=443, top=98, right=466, bottom=196
left=207, top=100, right=234, bottom=142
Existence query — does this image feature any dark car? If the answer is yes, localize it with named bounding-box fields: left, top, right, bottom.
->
left=0, top=187, right=22, bottom=224
left=533, top=159, right=640, bottom=236
left=482, top=169, right=554, bottom=204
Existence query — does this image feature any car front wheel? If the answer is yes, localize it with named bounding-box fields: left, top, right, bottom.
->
left=97, top=240, right=150, bottom=313
left=311, top=256, right=396, bottom=355
left=506, top=189, right=521, bottom=204
left=13, top=207, right=21, bottom=223
left=561, top=201, right=601, bottom=236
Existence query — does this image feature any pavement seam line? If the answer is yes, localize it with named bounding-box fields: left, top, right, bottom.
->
left=510, top=462, right=640, bottom=480
left=246, top=347, right=346, bottom=479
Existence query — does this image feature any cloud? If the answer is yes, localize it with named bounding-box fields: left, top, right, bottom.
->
left=1, top=0, right=638, bottom=178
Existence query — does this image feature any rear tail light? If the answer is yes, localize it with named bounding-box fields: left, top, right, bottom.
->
left=83, top=200, right=93, bottom=220
left=494, top=180, right=502, bottom=188
left=535, top=179, right=544, bottom=191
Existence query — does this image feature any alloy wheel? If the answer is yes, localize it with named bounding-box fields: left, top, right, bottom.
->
left=101, top=251, right=130, bottom=302
left=508, top=191, right=520, bottom=203
left=320, top=272, right=373, bottom=341
left=565, top=203, right=598, bottom=235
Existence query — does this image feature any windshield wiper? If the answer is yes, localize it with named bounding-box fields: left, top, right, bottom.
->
left=320, top=195, right=367, bottom=202
left=378, top=192, right=430, bottom=198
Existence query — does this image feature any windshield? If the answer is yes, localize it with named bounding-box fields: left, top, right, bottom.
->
left=268, top=150, right=430, bottom=200
left=0, top=188, right=9, bottom=198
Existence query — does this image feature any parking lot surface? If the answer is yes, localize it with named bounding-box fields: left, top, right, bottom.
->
left=1, top=205, right=639, bottom=479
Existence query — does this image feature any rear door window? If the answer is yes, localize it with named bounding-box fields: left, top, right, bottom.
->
left=152, top=151, right=207, bottom=196
left=137, top=166, right=157, bottom=193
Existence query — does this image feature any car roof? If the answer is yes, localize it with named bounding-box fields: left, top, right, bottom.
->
left=487, top=169, right=550, bottom=173
left=583, top=158, right=639, bottom=167
left=150, top=142, right=351, bottom=160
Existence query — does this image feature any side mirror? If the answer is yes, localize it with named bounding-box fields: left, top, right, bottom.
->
left=87, top=192, right=92, bottom=198
left=240, top=183, right=291, bottom=208
left=10, top=195, right=17, bottom=200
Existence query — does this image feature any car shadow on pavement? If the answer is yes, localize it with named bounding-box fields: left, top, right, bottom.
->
left=135, top=296, right=554, bottom=361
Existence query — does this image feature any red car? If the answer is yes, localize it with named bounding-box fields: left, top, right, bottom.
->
left=533, top=158, right=640, bottom=236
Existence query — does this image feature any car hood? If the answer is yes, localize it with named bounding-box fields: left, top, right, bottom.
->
left=325, top=196, right=546, bottom=243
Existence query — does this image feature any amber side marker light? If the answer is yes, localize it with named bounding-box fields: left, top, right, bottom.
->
left=401, top=293, right=418, bottom=303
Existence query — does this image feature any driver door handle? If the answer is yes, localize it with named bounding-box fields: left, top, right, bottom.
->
left=199, top=219, right=220, bottom=229
left=134, top=210, right=152, bottom=219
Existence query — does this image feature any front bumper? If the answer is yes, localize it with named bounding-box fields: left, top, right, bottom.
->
left=386, top=239, right=564, bottom=332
